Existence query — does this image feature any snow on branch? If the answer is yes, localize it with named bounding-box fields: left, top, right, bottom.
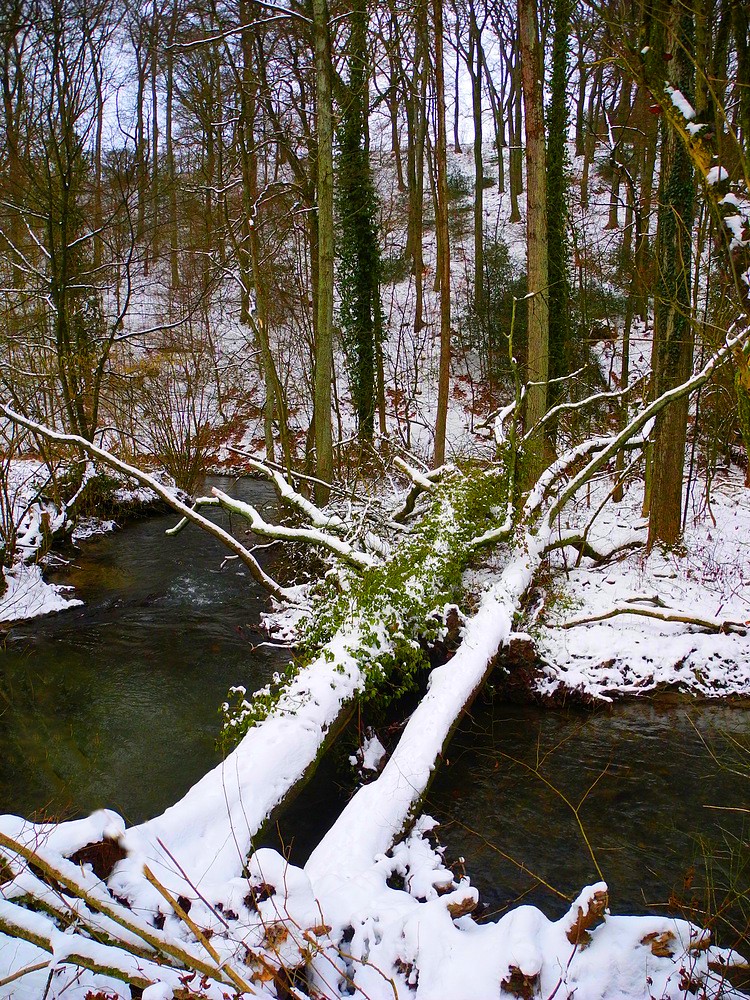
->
left=233, top=452, right=349, bottom=535
left=392, top=458, right=450, bottom=523
left=522, top=376, right=647, bottom=446
left=562, top=603, right=748, bottom=635
left=546, top=323, right=750, bottom=527
left=0, top=404, right=295, bottom=603
left=210, top=487, right=379, bottom=570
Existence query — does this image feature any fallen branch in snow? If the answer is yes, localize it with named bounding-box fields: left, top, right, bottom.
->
left=562, top=604, right=749, bottom=635
left=0, top=829, right=236, bottom=987
left=142, top=865, right=256, bottom=995
left=546, top=530, right=646, bottom=565
left=0, top=903, right=157, bottom=994
left=0, top=959, right=50, bottom=989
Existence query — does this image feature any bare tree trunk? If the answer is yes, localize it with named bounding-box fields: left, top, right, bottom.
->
left=453, top=17, right=462, bottom=153
left=469, top=0, right=484, bottom=315
left=580, top=62, right=603, bottom=209
left=632, top=89, right=658, bottom=322
left=432, top=0, right=451, bottom=467
left=518, top=0, right=549, bottom=468
left=312, top=0, right=335, bottom=502
left=647, top=6, right=696, bottom=547
left=485, top=67, right=505, bottom=193
left=89, top=35, right=104, bottom=272
left=150, top=1, right=160, bottom=269
left=387, top=9, right=406, bottom=192
left=574, top=23, right=587, bottom=156
left=508, top=51, right=523, bottom=223
left=405, top=6, right=429, bottom=334
left=165, top=3, right=179, bottom=292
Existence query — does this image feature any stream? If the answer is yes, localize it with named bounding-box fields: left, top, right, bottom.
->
left=1, top=481, right=747, bottom=928
left=0, top=476, right=290, bottom=823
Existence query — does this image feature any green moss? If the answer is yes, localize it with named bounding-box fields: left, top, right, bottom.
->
left=219, top=465, right=513, bottom=751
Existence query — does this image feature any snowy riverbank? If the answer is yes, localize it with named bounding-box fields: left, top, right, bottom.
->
left=530, top=466, right=750, bottom=701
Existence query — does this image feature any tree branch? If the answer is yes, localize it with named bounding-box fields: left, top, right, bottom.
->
left=210, top=487, right=378, bottom=570
left=0, top=405, right=294, bottom=602
left=562, top=604, right=748, bottom=634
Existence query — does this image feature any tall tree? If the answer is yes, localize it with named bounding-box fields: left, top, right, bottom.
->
left=546, top=0, right=571, bottom=426
left=337, top=0, right=382, bottom=442
left=467, top=0, right=485, bottom=315
left=518, top=0, right=549, bottom=473
left=312, top=0, right=335, bottom=501
left=432, top=0, right=452, bottom=467
left=647, top=2, right=697, bottom=546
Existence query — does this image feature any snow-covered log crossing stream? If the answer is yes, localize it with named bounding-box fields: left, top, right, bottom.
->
left=2, top=479, right=748, bottom=999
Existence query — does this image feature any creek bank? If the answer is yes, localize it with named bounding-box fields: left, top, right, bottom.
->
left=489, top=633, right=750, bottom=706
left=0, top=463, right=173, bottom=628
left=0, top=460, right=272, bottom=628
left=485, top=465, right=750, bottom=704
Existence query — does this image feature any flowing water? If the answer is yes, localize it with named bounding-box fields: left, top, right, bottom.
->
left=0, top=476, right=290, bottom=824
left=1, top=489, right=747, bottom=928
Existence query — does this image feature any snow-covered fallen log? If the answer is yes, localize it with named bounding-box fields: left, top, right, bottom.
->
left=110, top=622, right=365, bottom=907
left=305, top=538, right=544, bottom=884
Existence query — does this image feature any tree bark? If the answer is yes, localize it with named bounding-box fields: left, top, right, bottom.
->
left=469, top=0, right=484, bottom=316
left=518, top=0, right=549, bottom=471
left=647, top=6, right=696, bottom=548
left=312, top=0, right=335, bottom=502
left=433, top=0, right=451, bottom=467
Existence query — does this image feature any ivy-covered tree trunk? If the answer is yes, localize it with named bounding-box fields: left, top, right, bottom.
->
left=647, top=5, right=696, bottom=548
left=546, top=0, right=571, bottom=434
left=337, top=1, right=382, bottom=442
left=312, top=0, right=335, bottom=502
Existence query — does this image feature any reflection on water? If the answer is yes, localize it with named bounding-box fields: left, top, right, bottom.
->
left=0, top=477, right=289, bottom=824
left=425, top=697, right=749, bottom=921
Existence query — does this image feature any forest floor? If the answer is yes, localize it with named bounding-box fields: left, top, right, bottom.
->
left=524, top=465, right=750, bottom=701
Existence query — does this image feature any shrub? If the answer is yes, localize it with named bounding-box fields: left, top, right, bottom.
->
left=447, top=166, right=472, bottom=201
left=380, top=251, right=411, bottom=285
left=460, top=237, right=528, bottom=378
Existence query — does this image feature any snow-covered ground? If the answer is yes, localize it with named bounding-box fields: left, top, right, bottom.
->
left=535, top=467, right=750, bottom=700
left=0, top=459, right=160, bottom=625
left=0, top=460, right=82, bottom=623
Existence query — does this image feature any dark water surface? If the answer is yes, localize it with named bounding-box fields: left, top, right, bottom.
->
left=1, top=490, right=747, bottom=928
left=424, top=697, right=749, bottom=921
left=0, top=476, right=290, bottom=824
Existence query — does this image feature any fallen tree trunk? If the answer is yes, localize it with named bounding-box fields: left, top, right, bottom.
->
left=305, top=534, right=546, bottom=885
left=111, top=624, right=366, bottom=906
